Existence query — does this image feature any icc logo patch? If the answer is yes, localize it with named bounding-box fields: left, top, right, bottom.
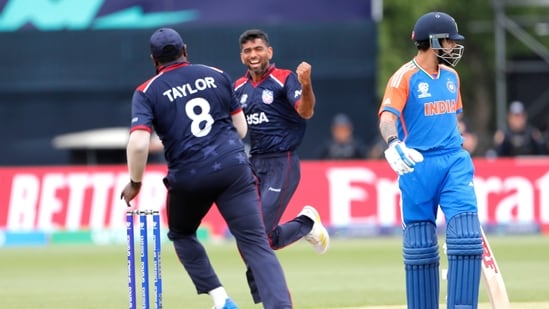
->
left=262, top=90, right=274, bottom=104
left=417, top=82, right=431, bottom=98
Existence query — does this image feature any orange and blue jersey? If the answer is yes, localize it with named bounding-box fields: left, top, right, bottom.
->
left=379, top=59, right=477, bottom=225
left=379, top=59, right=463, bottom=153
left=233, top=64, right=306, bottom=155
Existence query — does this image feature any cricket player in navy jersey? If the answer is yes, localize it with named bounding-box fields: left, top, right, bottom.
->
left=378, top=12, right=483, bottom=309
left=120, top=28, right=293, bottom=309
left=233, top=29, right=330, bottom=304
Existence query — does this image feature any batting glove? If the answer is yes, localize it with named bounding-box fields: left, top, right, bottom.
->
left=384, top=139, right=424, bottom=175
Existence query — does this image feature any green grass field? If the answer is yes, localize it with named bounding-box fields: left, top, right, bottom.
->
left=1, top=235, right=548, bottom=308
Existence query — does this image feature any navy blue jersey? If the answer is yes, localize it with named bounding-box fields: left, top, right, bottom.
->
left=130, top=62, right=247, bottom=173
left=234, top=65, right=306, bottom=155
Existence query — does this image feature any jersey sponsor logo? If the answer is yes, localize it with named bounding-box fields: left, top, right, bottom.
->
left=261, top=89, right=274, bottom=104
left=294, top=89, right=302, bottom=98
left=162, top=77, right=217, bottom=102
left=417, top=82, right=432, bottom=98
left=446, top=80, right=457, bottom=93
left=424, top=99, right=458, bottom=116
left=246, top=112, right=270, bottom=125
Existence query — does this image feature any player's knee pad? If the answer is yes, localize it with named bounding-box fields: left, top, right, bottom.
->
left=446, top=212, right=483, bottom=256
left=403, top=222, right=440, bottom=309
left=445, top=212, right=483, bottom=309
left=403, top=221, right=439, bottom=265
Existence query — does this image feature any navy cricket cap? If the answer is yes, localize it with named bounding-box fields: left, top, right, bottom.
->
left=150, top=28, right=184, bottom=59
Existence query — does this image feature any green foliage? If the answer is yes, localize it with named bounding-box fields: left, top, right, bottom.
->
left=378, top=1, right=496, bottom=154
left=378, top=1, right=549, bottom=154
left=1, top=236, right=549, bottom=308
left=379, top=1, right=495, bottom=99
left=378, top=0, right=444, bottom=94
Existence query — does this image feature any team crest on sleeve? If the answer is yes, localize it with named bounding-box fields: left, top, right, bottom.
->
left=240, top=94, right=248, bottom=104
left=417, top=82, right=431, bottom=98
left=261, top=89, right=274, bottom=104
left=446, top=80, right=457, bottom=93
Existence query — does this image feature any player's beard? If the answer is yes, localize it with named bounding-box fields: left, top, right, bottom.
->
left=437, top=50, right=453, bottom=66
left=436, top=46, right=463, bottom=67
left=437, top=56, right=450, bottom=66
left=247, top=61, right=269, bottom=76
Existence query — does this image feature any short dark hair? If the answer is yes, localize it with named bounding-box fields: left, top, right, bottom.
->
left=239, top=29, right=270, bottom=47
left=415, top=40, right=430, bottom=51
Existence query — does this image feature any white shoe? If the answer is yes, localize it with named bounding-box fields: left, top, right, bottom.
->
left=298, top=205, right=330, bottom=255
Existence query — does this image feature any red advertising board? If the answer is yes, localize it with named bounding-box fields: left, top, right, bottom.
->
left=1, top=158, right=548, bottom=236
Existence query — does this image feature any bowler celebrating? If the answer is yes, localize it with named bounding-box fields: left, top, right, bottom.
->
left=120, top=27, right=293, bottom=309
left=234, top=29, right=330, bottom=304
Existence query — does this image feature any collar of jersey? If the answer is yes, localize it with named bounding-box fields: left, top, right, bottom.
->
left=412, top=58, right=440, bottom=80
left=157, top=61, right=190, bottom=74
left=246, top=63, right=276, bottom=84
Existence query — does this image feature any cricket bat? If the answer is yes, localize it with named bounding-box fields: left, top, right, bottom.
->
left=480, top=227, right=511, bottom=309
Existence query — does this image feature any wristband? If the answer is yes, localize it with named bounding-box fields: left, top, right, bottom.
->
left=387, top=136, right=399, bottom=145
left=130, top=180, right=142, bottom=189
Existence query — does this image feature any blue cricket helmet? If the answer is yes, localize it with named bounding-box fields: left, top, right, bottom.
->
left=411, top=12, right=465, bottom=67
left=411, top=12, right=464, bottom=42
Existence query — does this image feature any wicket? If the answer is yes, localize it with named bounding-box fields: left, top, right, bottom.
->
left=126, top=210, right=162, bottom=309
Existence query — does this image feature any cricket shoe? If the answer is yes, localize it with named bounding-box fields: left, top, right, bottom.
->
left=299, top=205, right=330, bottom=255
left=213, top=298, right=238, bottom=309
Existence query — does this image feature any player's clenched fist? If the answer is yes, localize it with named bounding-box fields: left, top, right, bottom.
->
left=384, top=139, right=424, bottom=175
left=296, top=61, right=312, bottom=85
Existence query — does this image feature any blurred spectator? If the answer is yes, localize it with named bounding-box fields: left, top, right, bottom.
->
left=491, top=101, right=545, bottom=157
left=316, top=113, right=368, bottom=160
left=458, top=117, right=478, bottom=155
left=543, top=115, right=549, bottom=155
left=366, top=136, right=386, bottom=160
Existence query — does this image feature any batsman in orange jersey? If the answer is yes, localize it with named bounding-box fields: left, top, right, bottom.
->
left=378, top=12, right=483, bottom=309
